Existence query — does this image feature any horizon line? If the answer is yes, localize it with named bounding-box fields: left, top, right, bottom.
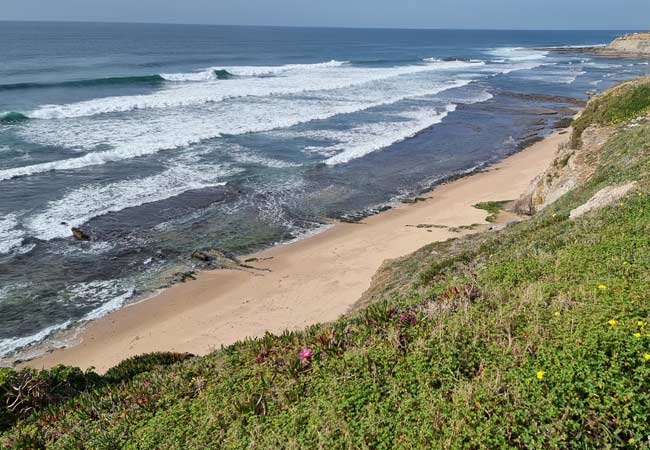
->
left=0, top=19, right=641, bottom=33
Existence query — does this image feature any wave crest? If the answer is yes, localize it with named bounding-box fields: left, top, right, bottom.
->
left=0, top=75, right=165, bottom=92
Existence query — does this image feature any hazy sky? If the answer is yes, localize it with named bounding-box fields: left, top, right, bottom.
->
left=2, top=0, right=649, bottom=30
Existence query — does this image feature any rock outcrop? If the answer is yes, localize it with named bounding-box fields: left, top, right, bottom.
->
left=71, top=227, right=91, bottom=241
left=514, top=125, right=614, bottom=215
left=569, top=182, right=637, bottom=219
left=600, top=32, right=650, bottom=56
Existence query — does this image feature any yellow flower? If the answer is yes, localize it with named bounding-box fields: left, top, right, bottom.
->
left=629, top=437, right=636, bottom=444
left=608, top=319, right=618, bottom=327
left=598, top=284, right=607, bottom=291
left=554, top=311, right=561, bottom=317
left=644, top=354, right=650, bottom=361
left=638, top=321, right=646, bottom=328
left=634, top=333, right=642, bottom=338
left=536, top=370, right=546, bottom=380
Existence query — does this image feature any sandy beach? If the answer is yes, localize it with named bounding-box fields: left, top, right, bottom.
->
left=23, top=131, right=566, bottom=373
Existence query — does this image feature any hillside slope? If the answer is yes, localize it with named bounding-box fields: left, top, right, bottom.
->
left=2, top=79, right=650, bottom=449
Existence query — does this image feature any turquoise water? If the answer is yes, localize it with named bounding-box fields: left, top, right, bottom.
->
left=1, top=22, right=648, bottom=359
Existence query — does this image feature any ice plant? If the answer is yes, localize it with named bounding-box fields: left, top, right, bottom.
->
left=536, top=370, right=546, bottom=380
left=299, top=348, right=313, bottom=361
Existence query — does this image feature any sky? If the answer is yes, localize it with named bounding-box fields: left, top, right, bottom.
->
left=1, top=0, right=649, bottom=30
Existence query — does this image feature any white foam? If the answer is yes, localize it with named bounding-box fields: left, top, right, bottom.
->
left=463, top=90, right=494, bottom=104
left=0, top=280, right=137, bottom=357
left=320, top=103, right=457, bottom=165
left=585, top=62, right=623, bottom=69
left=422, top=59, right=486, bottom=68
left=0, top=320, right=72, bottom=357
left=229, top=146, right=301, bottom=169
left=489, top=47, right=549, bottom=62
left=0, top=214, right=25, bottom=255
left=210, top=60, right=349, bottom=77
left=160, top=70, right=220, bottom=82
left=296, top=88, right=492, bottom=166
left=160, top=61, right=348, bottom=81
left=5, top=76, right=478, bottom=180
left=23, top=60, right=480, bottom=120
left=81, top=286, right=135, bottom=321
left=26, top=163, right=234, bottom=240
left=520, top=69, right=586, bottom=85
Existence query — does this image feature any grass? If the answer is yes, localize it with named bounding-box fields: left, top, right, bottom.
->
left=570, top=76, right=650, bottom=148
left=2, top=82, right=650, bottom=449
left=473, top=200, right=512, bottom=222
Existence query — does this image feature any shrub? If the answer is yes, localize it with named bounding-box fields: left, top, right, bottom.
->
left=103, top=352, right=194, bottom=384
left=0, top=365, right=101, bottom=431
left=571, top=77, right=650, bottom=147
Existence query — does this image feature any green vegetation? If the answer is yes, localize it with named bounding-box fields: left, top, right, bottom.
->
left=473, top=200, right=511, bottom=222
left=0, top=352, right=191, bottom=434
left=571, top=76, right=650, bottom=147
left=2, top=82, right=650, bottom=449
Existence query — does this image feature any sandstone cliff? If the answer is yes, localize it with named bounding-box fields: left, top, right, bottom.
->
left=600, top=32, right=650, bottom=56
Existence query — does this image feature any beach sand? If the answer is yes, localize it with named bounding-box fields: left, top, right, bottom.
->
left=24, top=131, right=567, bottom=373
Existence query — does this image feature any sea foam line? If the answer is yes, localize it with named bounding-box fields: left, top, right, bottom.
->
left=26, top=163, right=235, bottom=241
left=22, top=60, right=484, bottom=120
left=1, top=79, right=475, bottom=181
left=0, top=320, right=72, bottom=358
left=0, top=214, right=25, bottom=255
left=0, top=282, right=136, bottom=358
left=324, top=103, right=458, bottom=165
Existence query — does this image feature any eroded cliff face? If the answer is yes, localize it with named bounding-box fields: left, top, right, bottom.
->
left=514, top=126, right=614, bottom=215
left=601, top=32, right=650, bottom=56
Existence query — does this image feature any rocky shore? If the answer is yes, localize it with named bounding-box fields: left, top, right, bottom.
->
left=542, top=32, right=650, bottom=57
left=601, top=32, right=650, bottom=56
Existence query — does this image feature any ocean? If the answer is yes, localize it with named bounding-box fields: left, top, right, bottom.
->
left=1, top=22, right=649, bottom=361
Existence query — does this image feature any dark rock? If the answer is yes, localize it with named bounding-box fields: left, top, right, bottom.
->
left=442, top=56, right=471, bottom=62
left=340, top=217, right=364, bottom=224
left=191, top=251, right=213, bottom=262
left=500, top=91, right=586, bottom=106
left=401, top=197, right=427, bottom=204
left=171, top=271, right=197, bottom=283
left=71, top=227, right=90, bottom=241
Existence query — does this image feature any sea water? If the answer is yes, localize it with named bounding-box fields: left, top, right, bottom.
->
left=0, top=22, right=648, bottom=360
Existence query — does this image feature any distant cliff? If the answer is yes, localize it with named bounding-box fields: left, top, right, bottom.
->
left=600, top=32, right=650, bottom=56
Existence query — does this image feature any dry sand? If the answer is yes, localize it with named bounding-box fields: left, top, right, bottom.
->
left=25, top=131, right=566, bottom=373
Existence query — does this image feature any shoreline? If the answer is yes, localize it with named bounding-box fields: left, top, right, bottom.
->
left=21, top=130, right=568, bottom=373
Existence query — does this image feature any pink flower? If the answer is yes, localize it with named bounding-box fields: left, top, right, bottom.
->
left=299, top=348, right=313, bottom=361
left=400, top=315, right=408, bottom=322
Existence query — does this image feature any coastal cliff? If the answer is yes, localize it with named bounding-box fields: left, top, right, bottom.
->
left=2, top=79, right=650, bottom=449
left=515, top=77, right=650, bottom=214
left=601, top=32, right=650, bottom=56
